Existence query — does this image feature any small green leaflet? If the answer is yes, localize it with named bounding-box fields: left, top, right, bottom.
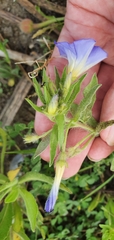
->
left=19, top=187, right=38, bottom=232
left=0, top=203, right=13, bottom=240
left=50, top=124, right=58, bottom=166
left=34, top=133, right=50, bottom=159
left=25, top=98, right=44, bottom=113
left=55, top=114, right=65, bottom=150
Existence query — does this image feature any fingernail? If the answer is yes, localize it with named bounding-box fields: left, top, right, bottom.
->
left=106, top=125, right=114, bottom=146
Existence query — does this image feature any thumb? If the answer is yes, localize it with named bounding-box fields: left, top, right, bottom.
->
left=100, top=83, right=114, bottom=146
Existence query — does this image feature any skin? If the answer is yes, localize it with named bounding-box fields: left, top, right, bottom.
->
left=35, top=0, right=114, bottom=179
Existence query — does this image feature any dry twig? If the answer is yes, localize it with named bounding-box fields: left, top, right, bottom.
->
left=31, top=0, right=66, bottom=15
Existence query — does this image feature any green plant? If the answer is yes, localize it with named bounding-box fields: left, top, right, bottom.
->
left=0, top=40, right=21, bottom=85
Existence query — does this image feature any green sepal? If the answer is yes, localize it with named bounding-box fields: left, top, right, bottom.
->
left=50, top=124, right=58, bottom=166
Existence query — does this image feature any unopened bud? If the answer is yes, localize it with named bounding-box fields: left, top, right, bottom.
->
left=48, top=94, right=58, bottom=115
left=23, top=133, right=39, bottom=143
left=19, top=19, right=34, bottom=33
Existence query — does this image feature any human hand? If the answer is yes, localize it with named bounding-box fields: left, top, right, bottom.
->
left=35, top=0, right=114, bottom=179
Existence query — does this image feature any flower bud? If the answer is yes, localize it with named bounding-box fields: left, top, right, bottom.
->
left=23, top=133, right=39, bottom=143
left=48, top=94, right=58, bottom=115
left=19, top=19, right=34, bottom=33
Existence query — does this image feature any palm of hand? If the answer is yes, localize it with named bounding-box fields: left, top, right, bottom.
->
left=35, top=0, right=114, bottom=178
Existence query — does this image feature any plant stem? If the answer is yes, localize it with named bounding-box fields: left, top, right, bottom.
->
left=33, top=17, right=64, bottom=29
left=82, top=174, right=114, bottom=200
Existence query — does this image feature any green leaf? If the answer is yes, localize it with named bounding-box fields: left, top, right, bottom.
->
left=33, top=77, right=45, bottom=104
left=88, top=192, right=101, bottom=212
left=50, top=124, right=58, bottom=166
left=0, top=178, right=18, bottom=193
left=18, top=172, right=72, bottom=194
left=19, top=187, right=38, bottom=232
left=75, top=82, right=101, bottom=122
left=0, top=203, right=13, bottom=240
left=60, top=66, right=67, bottom=85
left=12, top=201, right=23, bottom=233
left=0, top=128, right=7, bottom=174
left=65, top=74, right=86, bottom=106
left=84, top=74, right=98, bottom=96
left=0, top=173, right=9, bottom=184
left=25, top=98, right=44, bottom=113
left=55, top=114, right=65, bottom=149
left=14, top=229, right=30, bottom=240
left=0, top=40, right=10, bottom=64
left=43, top=85, right=51, bottom=104
left=34, top=133, right=50, bottom=159
left=0, top=188, right=11, bottom=201
left=55, top=67, right=60, bottom=89
left=103, top=198, right=114, bottom=226
left=5, top=186, right=19, bottom=203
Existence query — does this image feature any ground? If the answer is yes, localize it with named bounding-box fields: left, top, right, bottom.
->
left=0, top=0, right=66, bottom=125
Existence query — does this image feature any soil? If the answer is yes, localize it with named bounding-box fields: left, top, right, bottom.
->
left=0, top=0, right=66, bottom=125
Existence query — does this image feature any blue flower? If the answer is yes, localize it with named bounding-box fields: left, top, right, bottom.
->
left=44, top=160, right=66, bottom=212
left=55, top=39, right=107, bottom=79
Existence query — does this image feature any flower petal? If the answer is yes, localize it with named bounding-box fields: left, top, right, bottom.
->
left=44, top=183, right=58, bottom=212
left=72, top=39, right=96, bottom=65
left=83, top=46, right=107, bottom=72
